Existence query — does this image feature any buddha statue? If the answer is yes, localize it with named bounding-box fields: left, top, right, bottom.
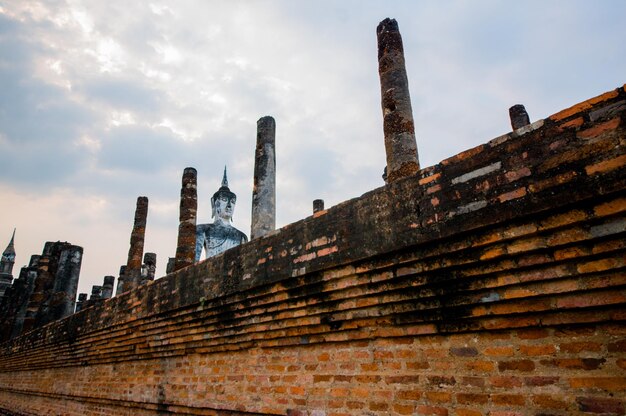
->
left=195, top=167, right=248, bottom=261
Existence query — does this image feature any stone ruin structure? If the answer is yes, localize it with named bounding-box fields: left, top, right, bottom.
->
left=0, top=17, right=624, bottom=416
left=0, top=231, right=16, bottom=299
left=0, top=241, right=82, bottom=342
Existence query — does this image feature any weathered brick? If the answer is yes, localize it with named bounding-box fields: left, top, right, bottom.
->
left=533, top=394, right=569, bottom=409
left=498, top=360, right=535, bottom=372
left=492, top=394, right=525, bottom=406
left=586, top=154, right=626, bottom=175
left=519, top=344, right=556, bottom=356
left=577, top=117, right=621, bottom=139
left=550, top=89, right=620, bottom=121
left=576, top=396, right=625, bottom=414
left=417, top=405, right=448, bottom=416
left=569, top=377, right=626, bottom=390
left=491, top=376, right=523, bottom=388
left=457, top=393, right=488, bottom=405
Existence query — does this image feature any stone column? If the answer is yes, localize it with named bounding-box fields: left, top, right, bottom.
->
left=141, top=252, right=157, bottom=285
left=115, top=265, right=126, bottom=296
left=75, top=293, right=87, bottom=313
left=166, top=257, right=176, bottom=275
left=509, top=104, right=531, bottom=130
left=251, top=116, right=276, bottom=240
left=101, top=276, right=115, bottom=299
left=377, top=18, right=420, bottom=183
left=313, top=199, right=324, bottom=214
left=90, top=285, right=102, bottom=301
left=123, top=196, right=148, bottom=292
left=51, top=244, right=83, bottom=319
left=174, top=168, right=197, bottom=271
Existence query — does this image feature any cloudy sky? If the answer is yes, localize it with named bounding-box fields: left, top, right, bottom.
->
left=1, top=0, right=624, bottom=296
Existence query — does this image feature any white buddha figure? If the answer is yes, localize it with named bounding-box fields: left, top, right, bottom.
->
left=195, top=167, right=248, bottom=261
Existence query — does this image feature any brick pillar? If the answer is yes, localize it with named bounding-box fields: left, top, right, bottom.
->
left=251, top=116, right=276, bottom=240
left=101, top=276, right=115, bottom=299
left=377, top=18, right=420, bottom=183
left=313, top=199, right=324, bottom=214
left=123, top=196, right=148, bottom=292
left=509, top=104, right=531, bottom=130
left=174, top=168, right=197, bottom=271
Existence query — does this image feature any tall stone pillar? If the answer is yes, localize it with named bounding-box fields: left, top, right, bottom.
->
left=50, top=243, right=83, bottom=319
left=509, top=104, right=531, bottom=130
left=122, top=196, right=148, bottom=293
left=251, top=116, right=276, bottom=240
left=377, top=18, right=420, bottom=183
left=174, top=168, right=197, bottom=271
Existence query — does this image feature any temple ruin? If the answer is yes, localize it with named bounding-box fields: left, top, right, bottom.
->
left=0, top=17, right=624, bottom=416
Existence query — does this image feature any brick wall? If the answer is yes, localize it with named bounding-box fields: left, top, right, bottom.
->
left=0, top=85, right=624, bottom=415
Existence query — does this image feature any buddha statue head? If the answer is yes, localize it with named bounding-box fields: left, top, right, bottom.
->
left=211, top=166, right=237, bottom=225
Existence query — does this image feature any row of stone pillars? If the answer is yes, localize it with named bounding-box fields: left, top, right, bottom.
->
left=115, top=17, right=533, bottom=293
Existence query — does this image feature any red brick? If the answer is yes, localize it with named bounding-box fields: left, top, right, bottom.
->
left=450, top=347, right=478, bottom=357
left=533, top=394, right=569, bottom=409
left=550, top=89, right=620, bottom=121
left=558, top=116, right=584, bottom=131
left=457, top=393, right=488, bottom=405
left=569, top=377, right=626, bottom=390
left=594, top=197, right=626, bottom=216
left=396, top=389, right=421, bottom=401
left=498, top=188, right=527, bottom=203
left=427, top=376, right=456, bottom=387
left=608, top=339, right=626, bottom=352
left=394, top=403, right=416, bottom=415
left=385, top=375, right=420, bottom=384
left=425, top=391, right=452, bottom=403
left=417, top=405, right=448, bottom=416
left=455, top=409, right=482, bottom=416
left=484, top=346, right=515, bottom=357
left=517, top=328, right=550, bottom=339
left=369, top=402, right=389, bottom=411
left=576, top=396, right=625, bottom=414
left=519, top=344, right=556, bottom=356
left=525, top=376, right=559, bottom=387
left=492, top=394, right=525, bottom=406
left=498, top=360, right=535, bottom=372
left=460, top=377, right=485, bottom=388
left=586, top=154, right=626, bottom=175
left=577, top=117, right=621, bottom=139
left=491, top=376, right=523, bottom=388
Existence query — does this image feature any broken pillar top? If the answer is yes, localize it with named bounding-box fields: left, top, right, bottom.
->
left=509, top=104, right=531, bottom=130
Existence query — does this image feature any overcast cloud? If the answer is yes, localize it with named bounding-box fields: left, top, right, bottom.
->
left=1, top=0, right=625, bottom=295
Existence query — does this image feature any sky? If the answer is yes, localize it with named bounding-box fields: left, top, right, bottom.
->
left=1, top=0, right=625, bottom=296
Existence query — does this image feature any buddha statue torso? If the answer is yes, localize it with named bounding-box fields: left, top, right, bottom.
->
left=195, top=168, right=248, bottom=262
